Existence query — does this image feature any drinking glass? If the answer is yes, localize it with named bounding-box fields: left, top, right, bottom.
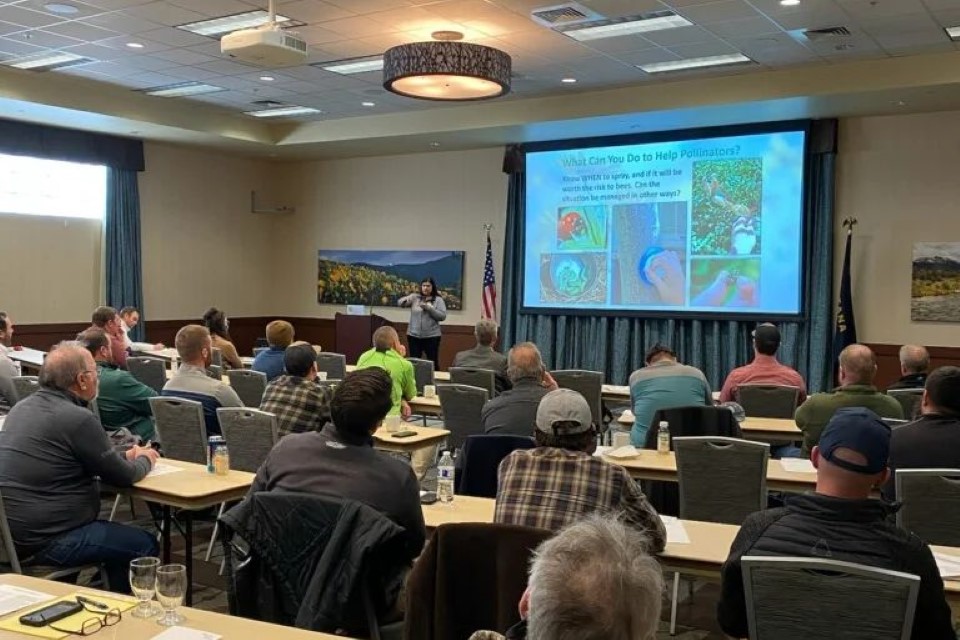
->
left=129, top=557, right=160, bottom=618
left=155, top=564, right=187, bottom=626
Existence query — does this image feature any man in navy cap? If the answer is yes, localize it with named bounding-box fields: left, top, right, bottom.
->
left=716, top=408, right=956, bottom=639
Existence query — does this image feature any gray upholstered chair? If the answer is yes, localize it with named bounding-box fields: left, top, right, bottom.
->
left=895, top=468, right=960, bottom=546
left=735, top=384, right=801, bottom=419
left=11, top=376, right=39, bottom=402
left=226, top=369, right=268, bottom=408
left=149, top=397, right=207, bottom=464
left=436, top=383, right=489, bottom=453
left=127, top=356, right=167, bottom=393
left=207, top=364, right=223, bottom=380
left=741, top=556, right=920, bottom=640
left=407, top=357, right=435, bottom=395
left=550, top=370, right=603, bottom=428
left=887, top=389, right=923, bottom=421
left=449, top=367, right=495, bottom=399
left=316, top=352, right=347, bottom=380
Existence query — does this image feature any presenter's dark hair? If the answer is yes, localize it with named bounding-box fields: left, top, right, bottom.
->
left=421, top=276, right=440, bottom=301
left=203, top=307, right=230, bottom=340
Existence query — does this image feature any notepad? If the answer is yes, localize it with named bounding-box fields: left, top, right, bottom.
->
left=934, top=552, right=960, bottom=579
left=0, top=585, right=53, bottom=617
left=661, top=516, right=690, bottom=544
left=148, top=462, right=185, bottom=478
left=779, top=458, right=816, bottom=474
left=605, top=445, right=639, bottom=459
left=152, top=627, right=222, bottom=640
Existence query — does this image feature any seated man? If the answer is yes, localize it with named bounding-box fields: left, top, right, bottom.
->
left=495, top=388, right=666, bottom=551
left=795, top=344, right=902, bottom=457
left=162, top=325, right=242, bottom=436
left=118, top=306, right=163, bottom=353
left=452, top=319, right=510, bottom=393
left=481, top=342, right=557, bottom=436
left=252, top=320, right=295, bottom=382
left=883, top=365, right=960, bottom=500
left=251, top=368, right=425, bottom=563
left=0, top=342, right=158, bottom=592
left=717, top=408, right=955, bottom=640
left=888, top=344, right=930, bottom=391
left=89, top=306, right=128, bottom=368
left=78, top=328, right=157, bottom=441
left=355, top=326, right=416, bottom=419
left=260, top=342, right=332, bottom=437
left=719, top=323, right=807, bottom=404
left=469, top=515, right=663, bottom=640
left=629, top=343, right=712, bottom=446
left=0, top=313, right=17, bottom=414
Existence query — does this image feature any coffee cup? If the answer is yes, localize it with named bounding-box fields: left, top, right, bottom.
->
left=424, top=385, right=437, bottom=398
left=385, top=415, right=401, bottom=433
left=317, top=371, right=328, bottom=381
left=612, top=431, right=631, bottom=448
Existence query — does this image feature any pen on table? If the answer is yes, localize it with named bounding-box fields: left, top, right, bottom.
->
left=76, top=595, right=109, bottom=610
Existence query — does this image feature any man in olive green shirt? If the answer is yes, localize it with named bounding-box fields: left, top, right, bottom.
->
left=355, top=326, right=416, bottom=419
left=794, top=344, right=903, bottom=456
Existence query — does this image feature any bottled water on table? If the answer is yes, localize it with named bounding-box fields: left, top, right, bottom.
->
left=657, top=421, right=671, bottom=455
left=437, top=450, right=455, bottom=503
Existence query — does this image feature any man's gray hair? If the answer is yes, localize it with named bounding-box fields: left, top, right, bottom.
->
left=507, top=342, right=545, bottom=383
left=38, top=341, right=88, bottom=391
left=475, top=319, right=499, bottom=346
left=527, top=514, right=663, bottom=640
left=899, top=344, right=929, bottom=374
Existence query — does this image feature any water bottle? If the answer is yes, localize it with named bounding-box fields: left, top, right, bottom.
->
left=437, top=450, right=455, bottom=504
left=214, top=444, right=230, bottom=476
left=170, top=354, right=179, bottom=375
left=657, top=421, right=670, bottom=455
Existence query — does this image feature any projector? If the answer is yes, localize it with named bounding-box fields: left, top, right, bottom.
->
left=221, top=27, right=308, bottom=67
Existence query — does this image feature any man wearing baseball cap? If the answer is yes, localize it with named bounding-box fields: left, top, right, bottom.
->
left=494, top=389, right=666, bottom=553
left=719, top=323, right=807, bottom=404
left=718, top=408, right=955, bottom=639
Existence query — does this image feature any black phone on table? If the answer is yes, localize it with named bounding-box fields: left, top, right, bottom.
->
left=20, top=601, right=84, bottom=627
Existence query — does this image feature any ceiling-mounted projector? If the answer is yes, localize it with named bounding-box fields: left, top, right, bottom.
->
left=221, top=25, right=308, bottom=66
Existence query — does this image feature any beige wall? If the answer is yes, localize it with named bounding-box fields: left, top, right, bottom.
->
left=836, top=111, right=960, bottom=347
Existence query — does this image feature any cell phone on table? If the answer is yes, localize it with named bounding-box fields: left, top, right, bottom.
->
left=20, top=600, right=84, bottom=627
left=392, top=430, right=418, bottom=438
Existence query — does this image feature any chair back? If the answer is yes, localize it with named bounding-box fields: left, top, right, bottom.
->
left=449, top=367, right=495, bottom=399
left=217, top=408, right=278, bottom=473
left=0, top=489, right=23, bottom=573
left=741, top=556, right=919, bottom=640
left=437, top=384, right=488, bottom=452
left=895, top=469, right=960, bottom=546
left=887, top=389, right=923, bottom=420
left=550, top=370, right=603, bottom=428
left=253, top=347, right=268, bottom=358
left=735, top=384, right=801, bottom=419
left=316, top=352, right=346, bottom=380
left=674, top=436, right=769, bottom=525
left=211, top=347, right=224, bottom=368
left=407, top=358, right=435, bottom=395
left=207, top=364, right=224, bottom=380
left=226, top=369, right=268, bottom=408
left=11, top=376, right=39, bottom=402
left=459, top=435, right=536, bottom=498
left=150, top=397, right=207, bottom=464
left=127, top=357, right=167, bottom=393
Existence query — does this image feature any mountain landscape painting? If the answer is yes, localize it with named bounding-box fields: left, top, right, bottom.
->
left=318, top=250, right=464, bottom=309
left=912, top=242, right=960, bottom=322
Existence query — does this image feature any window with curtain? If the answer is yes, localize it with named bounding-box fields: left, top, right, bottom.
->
left=0, top=152, right=107, bottom=220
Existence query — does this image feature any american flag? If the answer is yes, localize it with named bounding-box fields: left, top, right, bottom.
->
left=482, top=231, right=497, bottom=320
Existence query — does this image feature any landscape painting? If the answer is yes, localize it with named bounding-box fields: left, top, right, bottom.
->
left=318, top=250, right=464, bottom=310
left=912, top=242, right=960, bottom=322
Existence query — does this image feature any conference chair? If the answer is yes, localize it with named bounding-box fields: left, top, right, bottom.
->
left=741, top=556, right=919, bottom=640
left=226, top=369, right=268, bottom=407
left=127, top=356, right=167, bottom=393
left=436, top=384, right=489, bottom=454
left=150, top=397, right=207, bottom=464
left=735, top=384, right=801, bottom=419
left=458, top=435, right=535, bottom=498
left=887, top=389, right=923, bottom=420
left=211, top=347, right=224, bottom=368
left=671, top=436, right=770, bottom=635
left=449, top=367, right=495, bottom=399
left=895, top=469, right=960, bottom=546
left=315, top=352, right=347, bottom=381
left=252, top=347, right=268, bottom=358
left=407, top=357, right=435, bottom=395
left=207, top=364, right=224, bottom=380
left=11, top=376, right=39, bottom=402
left=550, top=369, right=604, bottom=430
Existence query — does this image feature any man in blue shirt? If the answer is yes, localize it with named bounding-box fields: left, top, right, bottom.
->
left=252, top=320, right=295, bottom=382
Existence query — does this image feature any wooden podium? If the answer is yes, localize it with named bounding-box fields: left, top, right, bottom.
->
left=334, top=312, right=393, bottom=365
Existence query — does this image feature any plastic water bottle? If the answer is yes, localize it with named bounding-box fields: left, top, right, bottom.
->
left=437, top=450, right=455, bottom=504
left=657, top=421, right=671, bottom=455
left=170, top=354, right=179, bottom=375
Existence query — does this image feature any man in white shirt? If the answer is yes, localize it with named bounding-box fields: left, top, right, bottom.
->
left=119, top=307, right=163, bottom=352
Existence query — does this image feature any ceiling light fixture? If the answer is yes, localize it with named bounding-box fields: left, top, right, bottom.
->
left=245, top=105, right=321, bottom=118
left=383, top=31, right=511, bottom=101
left=361, top=101, right=376, bottom=107
left=177, top=10, right=297, bottom=38
left=44, top=3, right=79, bottom=15
left=317, top=56, right=384, bottom=75
left=142, top=82, right=225, bottom=97
left=639, top=53, right=753, bottom=74
left=259, top=75, right=275, bottom=81
left=4, top=51, right=93, bottom=71
left=946, top=26, right=960, bottom=40
left=126, top=42, right=144, bottom=49
left=558, top=11, right=692, bottom=42
left=780, top=0, right=801, bottom=5
left=561, top=77, right=577, bottom=84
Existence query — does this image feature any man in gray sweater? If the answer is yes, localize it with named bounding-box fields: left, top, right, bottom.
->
left=0, top=342, right=159, bottom=592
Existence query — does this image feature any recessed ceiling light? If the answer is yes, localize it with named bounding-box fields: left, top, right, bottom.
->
left=561, top=77, right=577, bottom=84
left=429, top=142, right=441, bottom=147
left=558, top=11, right=692, bottom=42
left=946, top=26, right=960, bottom=40
left=259, top=75, right=275, bottom=81
left=126, top=42, right=144, bottom=49
left=639, top=53, right=753, bottom=74
left=316, top=56, right=383, bottom=75
left=44, top=3, right=79, bottom=14
left=361, top=101, right=376, bottom=107
left=245, top=105, right=321, bottom=118
left=780, top=0, right=801, bottom=5
left=142, top=81, right=225, bottom=97
left=4, top=51, right=93, bottom=71
left=177, top=10, right=297, bottom=38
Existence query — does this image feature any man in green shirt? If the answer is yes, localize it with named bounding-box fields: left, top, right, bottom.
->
left=794, top=344, right=902, bottom=456
left=355, top=326, right=416, bottom=420
left=78, top=328, right=157, bottom=442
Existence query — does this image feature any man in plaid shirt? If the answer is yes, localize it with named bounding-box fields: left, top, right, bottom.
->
left=259, top=342, right=332, bottom=437
left=495, top=388, right=666, bottom=552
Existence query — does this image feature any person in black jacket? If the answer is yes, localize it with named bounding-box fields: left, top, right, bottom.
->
left=717, top=407, right=956, bottom=640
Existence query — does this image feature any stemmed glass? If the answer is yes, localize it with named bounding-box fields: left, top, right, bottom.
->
left=129, top=557, right=160, bottom=618
left=155, top=564, right=187, bottom=626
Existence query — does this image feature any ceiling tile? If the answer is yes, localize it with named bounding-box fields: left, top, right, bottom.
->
left=675, top=0, right=760, bottom=24
left=9, top=28, right=81, bottom=48
left=82, top=11, right=165, bottom=34
left=278, top=0, right=355, bottom=23
left=81, top=0, right=155, bottom=9
left=666, top=39, right=739, bottom=58
left=324, top=0, right=413, bottom=15
left=139, top=26, right=210, bottom=47
left=165, top=0, right=261, bottom=17
left=124, top=1, right=208, bottom=27
left=15, top=0, right=106, bottom=19
left=317, top=15, right=396, bottom=38
left=643, top=25, right=719, bottom=46
left=42, top=20, right=119, bottom=42
left=705, top=16, right=781, bottom=39
left=194, top=57, right=262, bottom=75
left=835, top=0, right=928, bottom=19
left=580, top=33, right=659, bottom=55
left=0, top=35, right=45, bottom=55
left=0, top=5, right=65, bottom=28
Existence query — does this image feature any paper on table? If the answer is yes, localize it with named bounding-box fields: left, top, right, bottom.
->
left=152, top=627, right=222, bottom=640
left=605, top=445, right=639, bottom=459
left=148, top=462, right=185, bottom=478
left=0, top=585, right=53, bottom=617
left=779, top=458, right=816, bottom=474
left=934, top=552, right=960, bottom=579
left=661, top=516, right=690, bottom=544
left=594, top=446, right=612, bottom=458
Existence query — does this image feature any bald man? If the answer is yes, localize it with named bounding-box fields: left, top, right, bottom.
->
left=888, top=344, right=930, bottom=391
left=355, top=326, right=416, bottom=419
left=794, top=344, right=902, bottom=457
left=480, top=342, right=559, bottom=436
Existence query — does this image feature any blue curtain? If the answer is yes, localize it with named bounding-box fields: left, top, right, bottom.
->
left=105, top=168, right=145, bottom=342
left=500, top=124, right=837, bottom=392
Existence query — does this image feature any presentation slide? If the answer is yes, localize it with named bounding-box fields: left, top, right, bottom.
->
left=523, top=127, right=807, bottom=317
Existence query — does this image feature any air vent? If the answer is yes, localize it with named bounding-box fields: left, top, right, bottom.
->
left=530, top=2, right=603, bottom=28
left=251, top=99, right=285, bottom=107
left=282, top=34, right=307, bottom=53
left=802, top=26, right=851, bottom=40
